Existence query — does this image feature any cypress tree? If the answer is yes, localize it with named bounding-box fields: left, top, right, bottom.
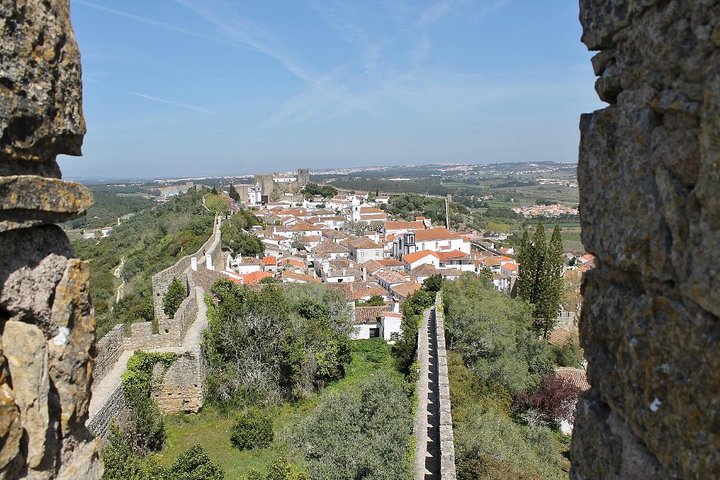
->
left=517, top=221, right=564, bottom=339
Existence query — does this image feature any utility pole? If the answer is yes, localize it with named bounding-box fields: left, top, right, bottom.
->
left=445, top=194, right=451, bottom=229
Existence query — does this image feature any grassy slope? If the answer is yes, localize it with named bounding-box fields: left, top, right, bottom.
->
left=156, top=339, right=403, bottom=478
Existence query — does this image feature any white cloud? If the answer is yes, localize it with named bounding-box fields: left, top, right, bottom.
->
left=131, top=92, right=215, bottom=115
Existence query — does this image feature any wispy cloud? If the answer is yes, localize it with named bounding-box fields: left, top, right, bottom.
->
left=174, top=0, right=316, bottom=83
left=131, top=92, right=215, bottom=115
left=75, top=0, right=239, bottom=48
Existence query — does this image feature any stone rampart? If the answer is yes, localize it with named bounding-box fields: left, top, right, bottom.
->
left=93, top=325, right=125, bottom=384
left=435, top=292, right=457, bottom=480
left=571, top=1, right=720, bottom=479
left=86, top=385, right=127, bottom=440
left=152, top=351, right=205, bottom=415
left=151, top=216, right=221, bottom=321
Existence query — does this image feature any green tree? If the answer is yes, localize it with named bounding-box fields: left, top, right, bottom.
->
left=301, top=183, right=338, bottom=199
left=230, top=408, right=274, bottom=451
left=442, top=274, right=550, bottom=395
left=422, top=274, right=444, bottom=293
left=228, top=184, right=240, bottom=202
left=169, top=445, right=224, bottom=480
left=163, top=277, right=187, bottom=318
left=225, top=231, right=264, bottom=257
left=205, top=194, right=229, bottom=214
left=294, top=373, right=412, bottom=479
left=517, top=222, right=564, bottom=338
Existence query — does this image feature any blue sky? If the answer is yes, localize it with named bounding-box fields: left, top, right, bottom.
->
left=60, top=0, right=604, bottom=180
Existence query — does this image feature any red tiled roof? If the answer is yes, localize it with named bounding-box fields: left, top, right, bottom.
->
left=411, top=263, right=438, bottom=277
left=391, top=282, right=422, bottom=298
left=384, top=220, right=425, bottom=231
left=281, top=270, right=321, bottom=284
left=414, top=228, right=462, bottom=242
left=436, top=250, right=468, bottom=261
left=377, top=258, right=403, bottom=267
left=241, top=271, right=274, bottom=284
left=555, top=367, right=590, bottom=392
left=262, top=256, right=277, bottom=266
left=403, top=250, right=439, bottom=264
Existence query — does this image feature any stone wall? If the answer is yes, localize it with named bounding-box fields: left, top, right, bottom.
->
left=150, top=217, right=221, bottom=321
left=0, top=1, right=102, bottom=478
left=86, top=385, right=127, bottom=440
left=571, top=1, right=720, bottom=479
left=435, top=292, right=457, bottom=480
left=152, top=351, right=205, bottom=415
left=93, top=325, right=125, bottom=384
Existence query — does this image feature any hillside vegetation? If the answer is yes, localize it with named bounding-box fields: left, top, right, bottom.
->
left=441, top=275, right=570, bottom=479
left=72, top=189, right=214, bottom=337
left=66, top=185, right=156, bottom=231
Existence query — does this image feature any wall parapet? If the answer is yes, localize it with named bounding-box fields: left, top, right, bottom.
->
left=435, top=292, right=457, bottom=480
left=87, top=384, right=128, bottom=439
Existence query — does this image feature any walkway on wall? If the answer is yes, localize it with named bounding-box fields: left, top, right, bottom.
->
left=87, top=287, right=208, bottom=426
left=414, top=295, right=457, bottom=480
left=415, top=306, right=441, bottom=479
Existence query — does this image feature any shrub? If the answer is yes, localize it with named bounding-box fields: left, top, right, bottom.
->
left=121, top=351, right=178, bottom=452
left=101, top=425, right=168, bottom=479
left=163, top=277, right=187, bottom=318
left=551, top=335, right=584, bottom=368
left=169, top=445, right=224, bottom=480
left=294, top=373, right=412, bottom=479
left=513, top=373, right=583, bottom=425
left=230, top=408, right=274, bottom=450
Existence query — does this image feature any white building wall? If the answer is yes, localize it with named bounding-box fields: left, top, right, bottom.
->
left=382, top=316, right=402, bottom=342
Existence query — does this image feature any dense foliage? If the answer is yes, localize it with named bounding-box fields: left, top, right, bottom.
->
left=442, top=274, right=551, bottom=396
left=203, top=282, right=353, bottom=406
left=72, top=189, right=214, bottom=337
left=220, top=211, right=264, bottom=257
left=392, top=288, right=434, bottom=374
left=66, top=186, right=155, bottom=231
left=230, top=408, right=274, bottom=451
left=517, top=222, right=565, bottom=338
left=301, top=183, right=338, bottom=199
left=163, top=277, right=187, bottom=318
left=293, top=373, right=412, bottom=480
left=513, top=374, right=583, bottom=426
left=205, top=193, right=230, bottom=214
left=442, top=276, right=569, bottom=479
left=121, top=351, right=178, bottom=452
left=550, top=335, right=584, bottom=368
left=102, top=428, right=224, bottom=480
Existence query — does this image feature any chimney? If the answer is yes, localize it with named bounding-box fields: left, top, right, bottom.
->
left=206, top=253, right=213, bottom=270
left=393, top=301, right=400, bottom=313
left=191, top=257, right=198, bottom=271
left=362, top=267, right=367, bottom=282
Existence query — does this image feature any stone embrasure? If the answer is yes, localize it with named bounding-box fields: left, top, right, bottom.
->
left=0, top=0, right=102, bottom=478
left=572, top=1, right=720, bottom=479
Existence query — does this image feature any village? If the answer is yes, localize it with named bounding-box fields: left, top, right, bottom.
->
left=172, top=169, right=594, bottom=346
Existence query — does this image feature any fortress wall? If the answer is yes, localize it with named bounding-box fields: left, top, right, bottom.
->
left=435, top=292, right=456, bottom=480
left=86, top=385, right=128, bottom=440
left=150, top=216, right=221, bottom=321
left=152, top=351, right=205, bottom=415
left=571, top=1, right=720, bottom=478
left=93, top=325, right=125, bottom=384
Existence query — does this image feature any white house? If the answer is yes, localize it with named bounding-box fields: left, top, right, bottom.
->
left=402, top=250, right=440, bottom=272
left=346, top=237, right=384, bottom=263
left=414, top=228, right=470, bottom=254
